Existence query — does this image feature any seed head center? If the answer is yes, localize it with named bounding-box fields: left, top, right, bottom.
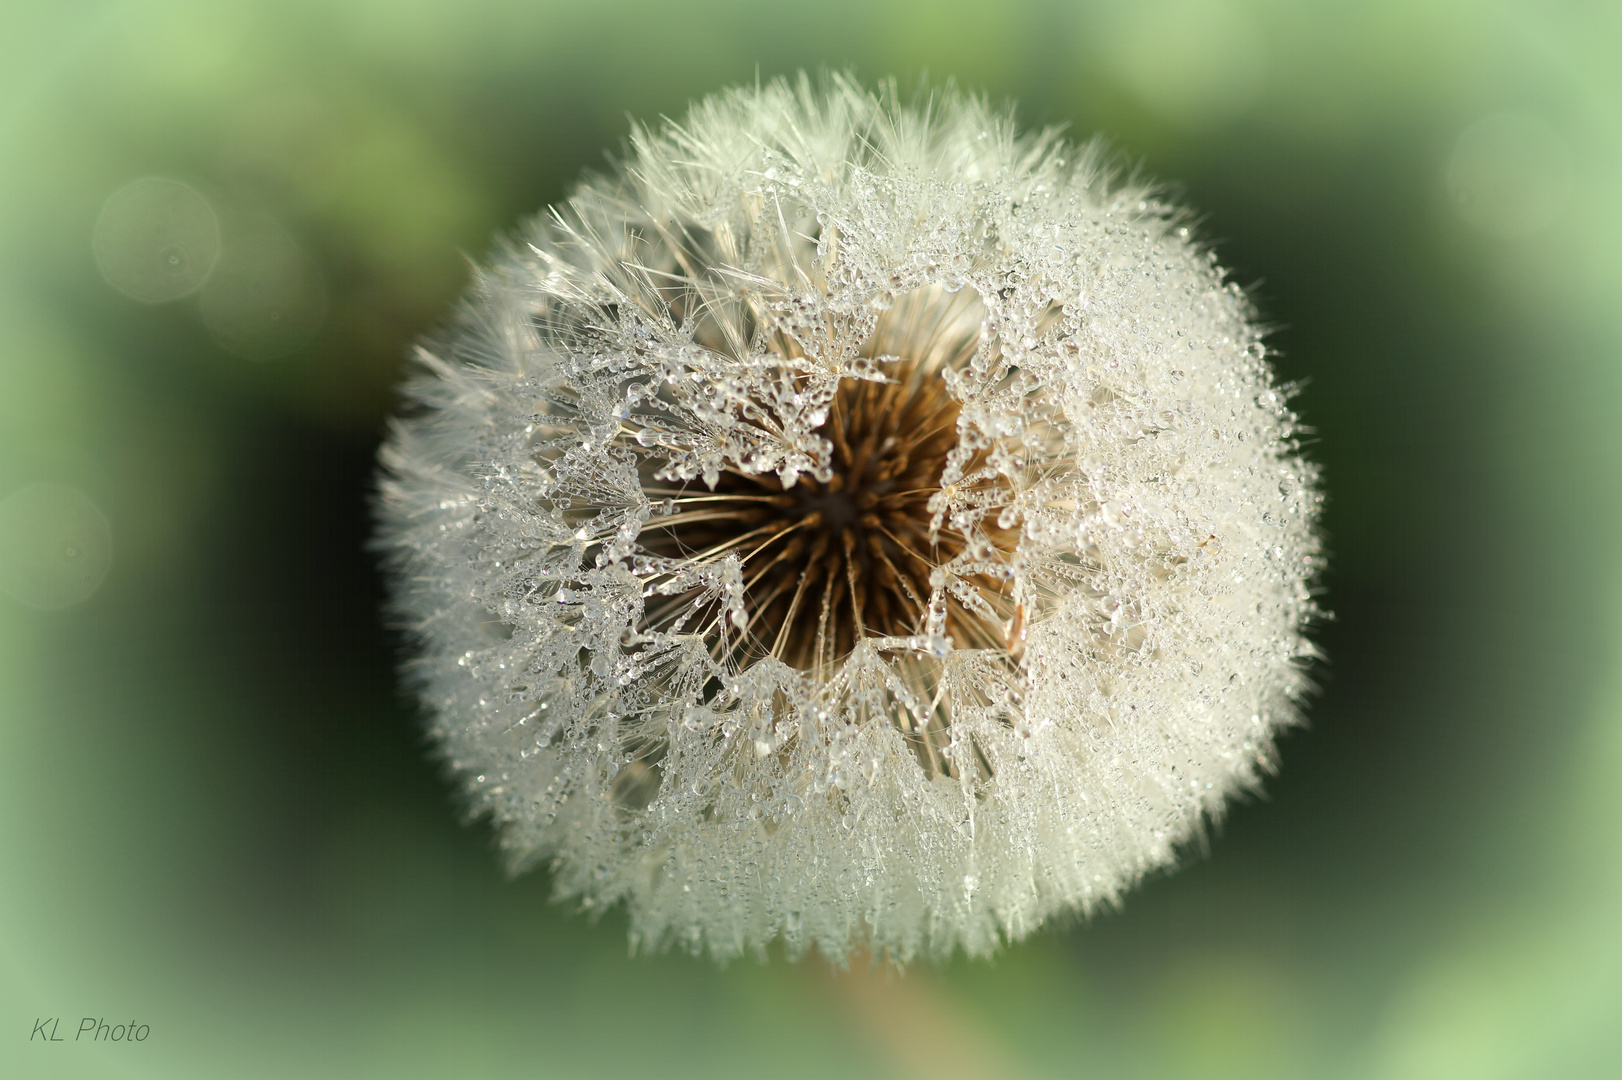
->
left=642, top=361, right=971, bottom=673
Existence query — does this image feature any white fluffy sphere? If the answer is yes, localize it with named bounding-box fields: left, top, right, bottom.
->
left=376, top=75, right=1322, bottom=962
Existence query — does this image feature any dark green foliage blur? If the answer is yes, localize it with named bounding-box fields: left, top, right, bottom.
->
left=2, top=2, right=1619, bottom=1077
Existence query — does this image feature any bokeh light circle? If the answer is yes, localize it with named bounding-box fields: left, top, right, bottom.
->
left=1447, top=112, right=1574, bottom=237
left=0, top=484, right=113, bottom=610
left=199, top=212, right=327, bottom=360
left=92, top=177, right=221, bottom=302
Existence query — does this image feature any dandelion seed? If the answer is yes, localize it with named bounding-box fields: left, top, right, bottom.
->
left=375, top=74, right=1323, bottom=963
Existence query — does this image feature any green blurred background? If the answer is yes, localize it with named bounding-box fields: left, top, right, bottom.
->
left=2, top=1, right=1619, bottom=1077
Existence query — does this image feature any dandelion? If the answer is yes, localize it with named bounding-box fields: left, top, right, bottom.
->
left=375, top=74, right=1322, bottom=962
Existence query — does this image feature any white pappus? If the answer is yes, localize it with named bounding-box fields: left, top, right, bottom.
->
left=375, top=73, right=1323, bottom=963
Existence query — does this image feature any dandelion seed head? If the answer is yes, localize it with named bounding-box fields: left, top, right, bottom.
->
left=376, top=74, right=1322, bottom=963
